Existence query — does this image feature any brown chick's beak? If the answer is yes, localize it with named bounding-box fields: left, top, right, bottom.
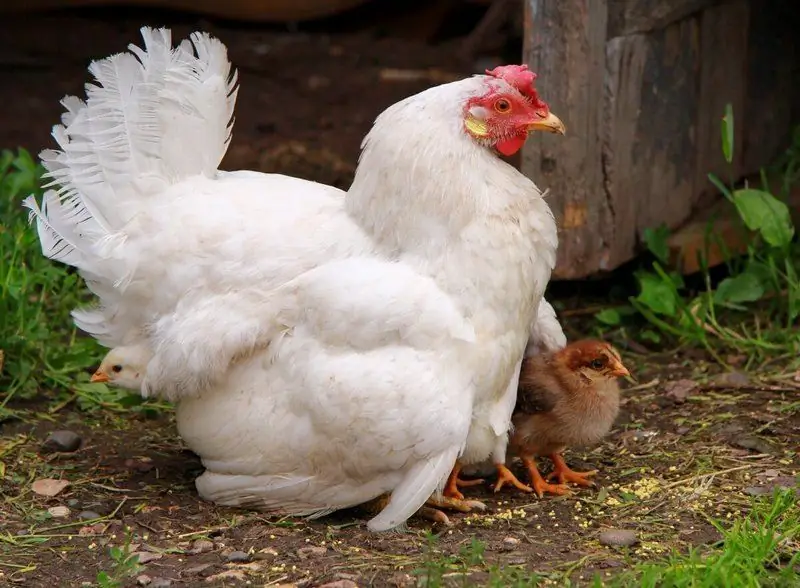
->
left=90, top=370, right=110, bottom=383
left=528, top=111, right=566, bottom=135
left=609, top=362, right=631, bottom=378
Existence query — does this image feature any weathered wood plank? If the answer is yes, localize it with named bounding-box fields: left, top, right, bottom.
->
left=599, top=17, right=701, bottom=273
left=741, top=0, right=800, bottom=174
left=521, top=0, right=610, bottom=279
left=607, top=0, right=721, bottom=37
left=694, top=0, right=749, bottom=202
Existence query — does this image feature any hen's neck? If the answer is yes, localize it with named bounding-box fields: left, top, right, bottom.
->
left=344, top=78, right=540, bottom=257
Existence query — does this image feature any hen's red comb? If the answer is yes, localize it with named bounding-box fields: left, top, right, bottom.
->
left=485, top=64, right=547, bottom=110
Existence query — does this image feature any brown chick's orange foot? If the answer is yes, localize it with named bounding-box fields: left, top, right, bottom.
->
left=522, top=457, right=571, bottom=498
left=493, top=463, right=533, bottom=494
left=546, top=453, right=597, bottom=487
left=443, top=462, right=485, bottom=500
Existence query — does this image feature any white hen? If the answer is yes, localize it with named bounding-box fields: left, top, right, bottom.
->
left=25, top=28, right=566, bottom=531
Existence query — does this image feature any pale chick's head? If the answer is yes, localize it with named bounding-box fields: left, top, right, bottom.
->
left=555, top=340, right=630, bottom=388
left=463, top=65, right=566, bottom=156
left=90, top=345, right=151, bottom=390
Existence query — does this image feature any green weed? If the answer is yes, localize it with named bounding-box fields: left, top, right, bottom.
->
left=0, top=148, right=164, bottom=418
left=596, top=109, right=800, bottom=366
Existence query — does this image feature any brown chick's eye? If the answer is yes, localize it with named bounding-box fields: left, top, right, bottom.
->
left=494, top=98, right=511, bottom=113
left=590, top=358, right=606, bottom=370
left=111, top=364, right=123, bottom=373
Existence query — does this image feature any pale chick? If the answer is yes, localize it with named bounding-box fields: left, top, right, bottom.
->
left=90, top=345, right=152, bottom=390
left=499, top=339, right=630, bottom=497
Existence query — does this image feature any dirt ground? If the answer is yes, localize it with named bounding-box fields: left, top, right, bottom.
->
left=2, top=350, right=799, bottom=587
left=1, top=8, right=799, bottom=588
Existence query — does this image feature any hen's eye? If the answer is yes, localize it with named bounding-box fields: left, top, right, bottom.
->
left=494, top=98, right=511, bottom=113
left=590, top=358, right=606, bottom=370
left=111, top=364, right=123, bottom=373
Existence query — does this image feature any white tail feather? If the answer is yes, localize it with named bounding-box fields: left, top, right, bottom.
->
left=23, top=26, right=239, bottom=344
left=367, top=446, right=460, bottom=532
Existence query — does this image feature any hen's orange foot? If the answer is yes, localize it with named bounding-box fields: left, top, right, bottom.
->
left=443, top=463, right=485, bottom=500
left=547, top=454, right=597, bottom=487
left=493, top=463, right=533, bottom=494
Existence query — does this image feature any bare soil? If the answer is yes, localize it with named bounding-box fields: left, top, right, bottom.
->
left=1, top=9, right=799, bottom=588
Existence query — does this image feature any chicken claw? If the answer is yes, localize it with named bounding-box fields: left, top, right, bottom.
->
left=522, top=456, right=571, bottom=498
left=493, top=463, right=533, bottom=494
left=546, top=453, right=597, bottom=487
left=443, top=461, right=485, bottom=500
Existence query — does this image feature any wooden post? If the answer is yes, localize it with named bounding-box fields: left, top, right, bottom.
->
left=521, top=0, right=611, bottom=279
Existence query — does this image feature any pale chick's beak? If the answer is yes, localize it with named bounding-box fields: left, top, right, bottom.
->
left=527, top=111, right=566, bottom=135
left=90, top=369, right=110, bottom=383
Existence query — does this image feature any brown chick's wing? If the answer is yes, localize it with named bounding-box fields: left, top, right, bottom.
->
left=515, top=360, right=560, bottom=415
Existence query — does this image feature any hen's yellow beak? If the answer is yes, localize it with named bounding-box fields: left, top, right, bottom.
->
left=90, top=369, right=110, bottom=383
left=527, top=111, right=566, bottom=135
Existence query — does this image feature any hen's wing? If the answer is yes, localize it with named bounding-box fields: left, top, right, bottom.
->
left=525, top=298, right=566, bottom=357
left=147, top=257, right=478, bottom=531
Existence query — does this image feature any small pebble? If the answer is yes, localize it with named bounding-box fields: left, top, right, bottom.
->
left=190, top=539, right=214, bottom=554
left=67, top=499, right=80, bottom=508
left=225, top=550, right=250, bottom=563
left=598, top=529, right=639, bottom=547
left=78, top=511, right=101, bottom=521
left=744, top=486, right=770, bottom=496
left=132, top=552, right=163, bottom=564
left=47, top=506, right=70, bottom=518
left=136, top=575, right=152, bottom=586
left=715, top=371, right=750, bottom=387
left=149, top=579, right=171, bottom=588
left=41, top=430, right=82, bottom=453
left=502, top=536, right=520, bottom=551
left=297, top=546, right=327, bottom=559
left=733, top=436, right=775, bottom=454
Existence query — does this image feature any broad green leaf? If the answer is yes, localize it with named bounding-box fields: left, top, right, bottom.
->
left=595, top=308, right=622, bottom=326
left=732, top=188, right=795, bottom=247
left=721, top=103, right=734, bottom=164
left=635, top=272, right=680, bottom=317
left=713, top=272, right=765, bottom=304
left=643, top=224, right=671, bottom=264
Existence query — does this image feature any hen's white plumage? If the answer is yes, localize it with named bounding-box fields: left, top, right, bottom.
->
left=25, top=27, right=563, bottom=530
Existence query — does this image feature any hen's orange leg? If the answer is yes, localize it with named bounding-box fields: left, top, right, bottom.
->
left=444, top=461, right=485, bottom=500
left=493, top=463, right=533, bottom=494
left=522, top=456, right=570, bottom=498
left=545, top=453, right=597, bottom=487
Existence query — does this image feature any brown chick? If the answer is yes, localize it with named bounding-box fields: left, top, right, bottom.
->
left=497, top=339, right=630, bottom=497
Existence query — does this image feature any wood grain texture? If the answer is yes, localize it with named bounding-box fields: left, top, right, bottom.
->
left=521, top=0, right=611, bottom=279
left=694, top=0, right=749, bottom=202
left=607, top=0, right=720, bottom=37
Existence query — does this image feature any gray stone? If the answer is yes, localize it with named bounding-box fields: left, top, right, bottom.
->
left=598, top=529, right=639, bottom=547
left=136, top=575, right=152, bottom=586
left=78, top=510, right=101, bottom=521
left=225, top=550, right=250, bottom=563
left=149, top=579, right=171, bottom=588
left=189, top=539, right=214, bottom=554
left=297, top=546, right=327, bottom=559
left=41, top=430, right=82, bottom=453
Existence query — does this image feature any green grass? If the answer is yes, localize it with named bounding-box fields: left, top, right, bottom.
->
left=608, top=488, right=800, bottom=588
left=413, top=489, right=799, bottom=587
left=0, top=148, right=163, bottom=419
